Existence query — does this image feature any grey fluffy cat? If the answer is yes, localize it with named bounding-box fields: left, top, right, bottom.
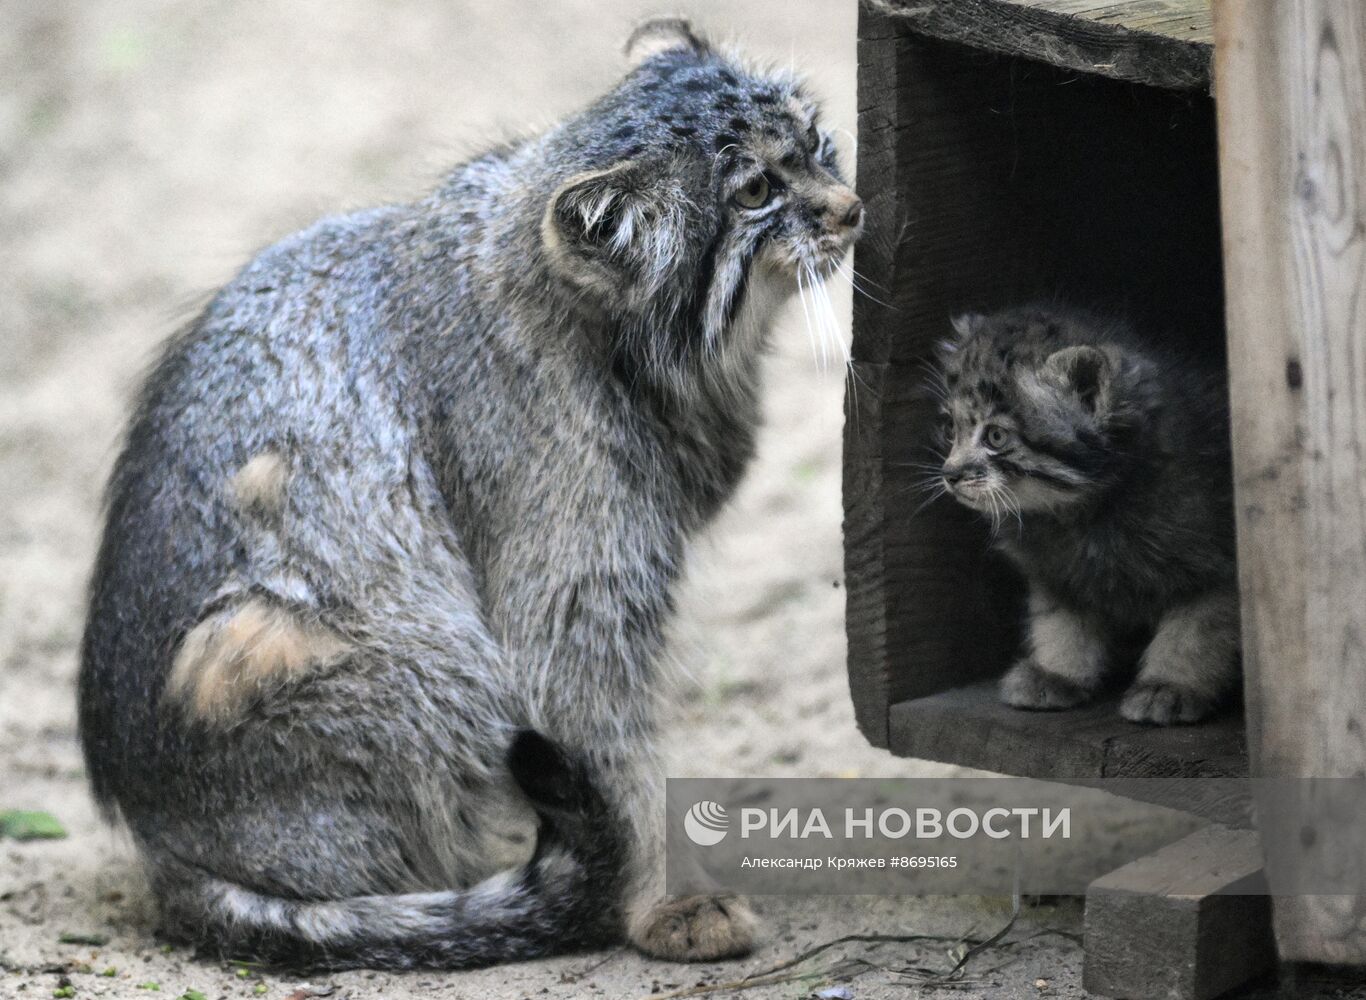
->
left=77, top=20, right=861, bottom=971
left=932, top=306, right=1239, bottom=725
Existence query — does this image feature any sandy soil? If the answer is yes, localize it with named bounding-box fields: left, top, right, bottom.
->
left=0, top=3, right=1206, bottom=998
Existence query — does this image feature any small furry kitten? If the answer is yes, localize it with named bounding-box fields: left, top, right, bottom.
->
left=932, top=306, right=1239, bottom=726
left=78, top=20, right=860, bottom=970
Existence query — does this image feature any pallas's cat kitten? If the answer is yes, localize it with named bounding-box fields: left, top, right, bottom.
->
left=77, top=20, right=861, bottom=970
left=932, top=306, right=1238, bottom=725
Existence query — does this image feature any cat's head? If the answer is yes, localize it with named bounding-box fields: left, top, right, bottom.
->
left=932, top=308, right=1130, bottom=521
left=539, top=20, right=860, bottom=382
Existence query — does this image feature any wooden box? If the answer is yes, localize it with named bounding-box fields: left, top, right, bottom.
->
left=844, top=0, right=1241, bottom=784
left=844, top=0, right=1366, bottom=980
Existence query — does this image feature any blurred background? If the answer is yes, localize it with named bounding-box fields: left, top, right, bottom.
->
left=0, top=3, right=1110, bottom=997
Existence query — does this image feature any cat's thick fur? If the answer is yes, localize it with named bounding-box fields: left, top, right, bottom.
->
left=78, top=21, right=860, bottom=970
left=932, top=306, right=1239, bottom=725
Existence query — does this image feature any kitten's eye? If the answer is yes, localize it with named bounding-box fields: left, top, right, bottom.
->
left=984, top=426, right=1011, bottom=450
left=734, top=174, right=772, bottom=210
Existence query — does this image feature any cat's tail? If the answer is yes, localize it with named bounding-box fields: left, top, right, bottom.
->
left=159, top=731, right=626, bottom=971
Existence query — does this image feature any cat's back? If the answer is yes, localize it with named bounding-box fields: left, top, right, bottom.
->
left=78, top=202, right=445, bottom=808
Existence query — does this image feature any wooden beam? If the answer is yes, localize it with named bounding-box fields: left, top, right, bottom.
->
left=1084, top=825, right=1274, bottom=999
left=865, top=0, right=1212, bottom=90
left=1214, top=0, right=1366, bottom=965
left=888, top=681, right=1250, bottom=822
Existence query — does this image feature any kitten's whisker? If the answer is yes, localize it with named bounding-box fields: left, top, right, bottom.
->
left=886, top=460, right=949, bottom=472
left=901, top=475, right=951, bottom=495
left=998, top=485, right=1024, bottom=536
left=984, top=486, right=1005, bottom=539
left=909, top=482, right=949, bottom=517
left=887, top=468, right=950, bottom=499
left=914, top=359, right=951, bottom=402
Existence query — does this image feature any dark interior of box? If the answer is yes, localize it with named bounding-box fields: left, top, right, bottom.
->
left=862, top=36, right=1245, bottom=784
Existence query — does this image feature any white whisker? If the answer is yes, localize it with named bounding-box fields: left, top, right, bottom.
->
left=794, top=268, right=822, bottom=373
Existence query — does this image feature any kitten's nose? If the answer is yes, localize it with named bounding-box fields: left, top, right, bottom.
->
left=942, top=466, right=964, bottom=485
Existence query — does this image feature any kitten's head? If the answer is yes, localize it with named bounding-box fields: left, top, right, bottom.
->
left=932, top=308, right=1129, bottom=522
left=539, top=20, right=860, bottom=384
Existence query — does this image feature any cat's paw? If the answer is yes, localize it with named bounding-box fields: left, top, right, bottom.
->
left=1120, top=680, right=1220, bottom=725
left=628, top=894, right=757, bottom=961
left=1000, top=659, right=1095, bottom=711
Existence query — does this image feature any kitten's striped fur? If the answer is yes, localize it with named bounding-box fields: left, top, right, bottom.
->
left=933, top=305, right=1239, bottom=725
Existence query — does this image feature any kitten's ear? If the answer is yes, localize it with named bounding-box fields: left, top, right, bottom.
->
left=625, top=17, right=709, bottom=66
left=542, top=160, right=679, bottom=299
left=938, top=313, right=983, bottom=356
left=1044, top=345, right=1113, bottom=413
left=950, top=312, right=985, bottom=339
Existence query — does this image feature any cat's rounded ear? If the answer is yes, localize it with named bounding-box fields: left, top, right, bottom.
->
left=938, top=312, right=983, bottom=356
left=625, top=17, right=709, bottom=66
left=950, top=312, right=985, bottom=339
left=1044, top=345, right=1114, bottom=414
left=541, top=160, right=679, bottom=300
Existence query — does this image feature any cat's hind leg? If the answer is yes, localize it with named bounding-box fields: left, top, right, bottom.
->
left=1121, top=587, right=1240, bottom=725
left=1001, top=585, right=1109, bottom=710
left=617, top=754, right=759, bottom=967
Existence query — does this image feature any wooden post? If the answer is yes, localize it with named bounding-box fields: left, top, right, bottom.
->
left=1084, top=826, right=1273, bottom=1000
left=1215, top=0, right=1366, bottom=964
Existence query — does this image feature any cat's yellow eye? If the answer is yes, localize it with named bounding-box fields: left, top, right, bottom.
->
left=734, top=174, right=772, bottom=210
left=984, top=425, right=1011, bottom=450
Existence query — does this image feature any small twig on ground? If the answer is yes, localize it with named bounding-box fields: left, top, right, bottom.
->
left=649, top=889, right=1054, bottom=1000
left=741, top=931, right=973, bottom=983
left=649, top=900, right=1020, bottom=998
left=923, top=892, right=1020, bottom=984
left=560, top=947, right=623, bottom=984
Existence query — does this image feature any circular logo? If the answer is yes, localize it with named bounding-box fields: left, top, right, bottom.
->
left=684, top=800, right=729, bottom=846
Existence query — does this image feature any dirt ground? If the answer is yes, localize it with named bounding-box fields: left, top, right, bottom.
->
left=0, top=2, right=1226, bottom=998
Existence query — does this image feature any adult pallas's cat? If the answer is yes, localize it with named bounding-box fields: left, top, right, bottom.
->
left=78, top=20, right=861, bottom=970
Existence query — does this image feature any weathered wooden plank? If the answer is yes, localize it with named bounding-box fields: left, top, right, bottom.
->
left=889, top=681, right=1250, bottom=820
left=1084, top=825, right=1274, bottom=1000
left=866, top=0, right=1212, bottom=90
left=1013, top=0, right=1211, bottom=42
left=844, top=4, right=903, bottom=748
left=845, top=11, right=1035, bottom=746
left=1214, top=0, right=1366, bottom=965
left=844, top=359, right=893, bottom=746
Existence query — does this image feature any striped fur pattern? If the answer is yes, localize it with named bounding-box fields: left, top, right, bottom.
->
left=930, top=305, right=1240, bottom=725
left=77, top=20, right=860, bottom=970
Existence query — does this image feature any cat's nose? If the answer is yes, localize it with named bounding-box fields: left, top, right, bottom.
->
left=942, top=466, right=965, bottom=485
left=827, top=190, right=864, bottom=232
left=840, top=197, right=864, bottom=229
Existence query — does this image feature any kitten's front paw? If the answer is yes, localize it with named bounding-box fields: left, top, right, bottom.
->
left=1120, top=681, right=1220, bottom=725
left=629, top=894, right=757, bottom=961
left=1000, top=659, right=1095, bottom=711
